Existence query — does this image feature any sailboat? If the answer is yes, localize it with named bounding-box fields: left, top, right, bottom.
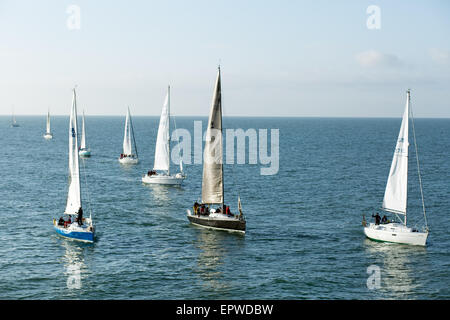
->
left=53, top=88, right=95, bottom=243
left=186, top=67, right=246, bottom=233
left=119, top=107, right=139, bottom=164
left=43, top=110, right=53, bottom=139
left=142, top=86, right=185, bottom=185
left=363, top=90, right=429, bottom=246
left=11, top=108, right=19, bottom=127
left=79, top=110, right=91, bottom=157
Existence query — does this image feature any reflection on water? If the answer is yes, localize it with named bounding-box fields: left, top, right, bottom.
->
left=60, top=240, right=93, bottom=294
left=193, top=228, right=245, bottom=295
left=364, top=239, right=428, bottom=299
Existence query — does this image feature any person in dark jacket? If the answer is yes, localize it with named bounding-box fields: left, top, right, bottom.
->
left=372, top=212, right=381, bottom=225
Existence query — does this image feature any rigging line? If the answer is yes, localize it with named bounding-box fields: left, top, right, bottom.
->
left=409, top=92, right=428, bottom=230
left=80, top=156, right=93, bottom=220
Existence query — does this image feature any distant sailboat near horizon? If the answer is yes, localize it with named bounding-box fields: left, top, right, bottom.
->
left=363, top=89, right=429, bottom=246
left=79, top=110, right=91, bottom=157
left=142, top=86, right=185, bottom=185
left=11, top=108, right=19, bottom=127
left=186, top=67, right=246, bottom=233
left=119, top=107, right=139, bottom=164
left=53, top=88, right=95, bottom=243
left=43, top=110, right=53, bottom=139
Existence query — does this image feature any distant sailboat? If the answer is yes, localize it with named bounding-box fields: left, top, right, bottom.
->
left=119, top=107, right=139, bottom=164
left=43, top=110, right=53, bottom=139
left=363, top=90, right=429, bottom=246
left=53, top=88, right=95, bottom=243
left=142, top=86, right=185, bottom=185
left=79, top=110, right=91, bottom=157
left=186, top=67, right=246, bottom=233
left=11, top=108, right=19, bottom=127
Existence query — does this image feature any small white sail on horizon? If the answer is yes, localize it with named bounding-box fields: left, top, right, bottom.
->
left=44, top=110, right=53, bottom=139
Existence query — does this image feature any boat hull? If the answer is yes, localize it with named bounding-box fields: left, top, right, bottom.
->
left=142, top=174, right=185, bottom=185
left=44, top=133, right=53, bottom=139
left=79, top=149, right=91, bottom=157
left=364, top=223, right=428, bottom=246
left=187, top=210, right=246, bottom=233
left=53, top=223, right=95, bottom=243
left=119, top=156, right=139, bottom=164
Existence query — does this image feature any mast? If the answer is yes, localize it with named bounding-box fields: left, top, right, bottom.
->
left=168, top=85, right=171, bottom=176
left=46, top=110, right=51, bottom=134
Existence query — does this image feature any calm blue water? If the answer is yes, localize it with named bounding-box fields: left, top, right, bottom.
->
left=0, top=115, right=449, bottom=299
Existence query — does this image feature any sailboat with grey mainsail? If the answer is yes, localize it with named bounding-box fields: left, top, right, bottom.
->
left=363, top=89, right=429, bottom=246
left=187, top=67, right=246, bottom=233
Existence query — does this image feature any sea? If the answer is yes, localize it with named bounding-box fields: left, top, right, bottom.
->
left=0, top=115, right=449, bottom=299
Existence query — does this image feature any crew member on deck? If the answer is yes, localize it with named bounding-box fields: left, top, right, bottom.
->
left=77, top=207, right=83, bottom=226
left=372, top=212, right=381, bottom=225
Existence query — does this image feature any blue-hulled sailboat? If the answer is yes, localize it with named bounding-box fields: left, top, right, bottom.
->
left=53, top=88, right=95, bottom=243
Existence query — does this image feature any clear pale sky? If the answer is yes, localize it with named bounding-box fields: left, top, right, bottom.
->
left=0, top=0, right=449, bottom=117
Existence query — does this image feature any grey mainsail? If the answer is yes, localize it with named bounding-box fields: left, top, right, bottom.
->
left=201, top=67, right=223, bottom=204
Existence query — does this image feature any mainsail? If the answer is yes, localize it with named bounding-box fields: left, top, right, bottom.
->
left=80, top=110, right=87, bottom=149
left=65, top=89, right=82, bottom=214
left=153, top=87, right=171, bottom=172
left=123, top=107, right=132, bottom=155
left=202, top=67, right=223, bottom=204
left=382, top=90, right=410, bottom=215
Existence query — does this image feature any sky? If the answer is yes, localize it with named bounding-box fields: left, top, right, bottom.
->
left=0, top=0, right=449, bottom=117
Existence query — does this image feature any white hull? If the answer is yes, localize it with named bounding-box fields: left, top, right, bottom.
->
left=119, top=156, right=138, bottom=164
left=364, top=223, right=428, bottom=246
left=79, top=149, right=91, bottom=157
left=44, top=133, right=53, bottom=139
left=142, top=173, right=185, bottom=185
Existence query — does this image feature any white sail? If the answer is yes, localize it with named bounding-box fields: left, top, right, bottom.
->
left=382, top=91, right=410, bottom=215
left=202, top=68, right=223, bottom=204
left=80, top=110, right=87, bottom=149
left=46, top=111, right=51, bottom=134
left=123, top=108, right=132, bottom=155
left=153, top=87, right=170, bottom=172
left=65, top=89, right=82, bottom=215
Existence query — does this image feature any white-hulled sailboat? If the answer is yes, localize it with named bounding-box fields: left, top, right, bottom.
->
left=79, top=110, right=91, bottom=157
left=363, top=90, right=429, bottom=246
left=142, top=86, right=185, bottom=185
left=53, top=88, right=95, bottom=243
left=119, top=107, right=139, bottom=164
left=186, top=67, right=246, bottom=233
left=43, top=110, right=53, bottom=139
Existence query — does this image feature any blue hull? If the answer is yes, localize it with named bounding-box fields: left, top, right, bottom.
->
left=54, top=225, right=95, bottom=243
